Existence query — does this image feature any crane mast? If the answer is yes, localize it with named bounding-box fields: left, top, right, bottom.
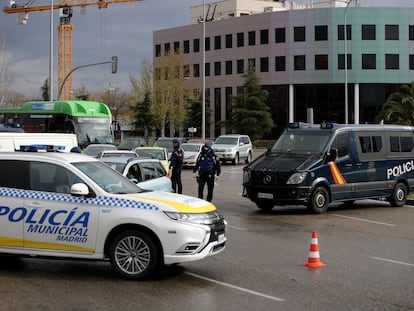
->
left=3, top=0, right=142, bottom=100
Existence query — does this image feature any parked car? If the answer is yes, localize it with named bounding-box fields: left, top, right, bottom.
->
left=96, top=150, right=137, bottom=158
left=117, top=137, right=147, bottom=150
left=153, top=137, right=183, bottom=155
left=100, top=156, right=172, bottom=192
left=84, top=144, right=117, bottom=157
left=181, top=142, right=203, bottom=167
left=134, top=146, right=169, bottom=171
left=212, top=134, right=253, bottom=165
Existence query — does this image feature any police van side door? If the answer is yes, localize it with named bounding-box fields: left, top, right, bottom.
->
left=23, top=161, right=99, bottom=255
left=0, top=159, right=27, bottom=250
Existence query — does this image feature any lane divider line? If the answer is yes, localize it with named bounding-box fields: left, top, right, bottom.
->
left=332, top=214, right=395, bottom=227
left=370, top=257, right=414, bottom=267
left=185, top=272, right=285, bottom=302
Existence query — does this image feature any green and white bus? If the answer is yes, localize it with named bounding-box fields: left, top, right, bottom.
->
left=0, top=101, right=114, bottom=148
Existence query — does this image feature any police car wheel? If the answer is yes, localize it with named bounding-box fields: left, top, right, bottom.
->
left=308, top=187, right=329, bottom=214
left=109, top=230, right=159, bottom=280
left=388, top=182, right=407, bottom=207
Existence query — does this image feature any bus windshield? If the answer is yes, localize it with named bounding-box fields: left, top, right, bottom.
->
left=271, top=131, right=331, bottom=154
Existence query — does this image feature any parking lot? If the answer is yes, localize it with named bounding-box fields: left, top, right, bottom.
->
left=0, top=154, right=413, bottom=310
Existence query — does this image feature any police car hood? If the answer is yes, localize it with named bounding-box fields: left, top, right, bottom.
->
left=247, top=151, right=322, bottom=172
left=124, top=191, right=216, bottom=213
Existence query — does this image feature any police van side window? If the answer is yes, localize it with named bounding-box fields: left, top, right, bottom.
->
left=0, top=160, right=28, bottom=189
left=334, top=133, right=349, bottom=158
left=359, top=136, right=382, bottom=153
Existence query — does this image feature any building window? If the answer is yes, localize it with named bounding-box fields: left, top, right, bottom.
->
left=275, top=27, right=286, bottom=43
left=315, top=25, right=328, bottom=41
left=193, top=38, right=200, bottom=53
left=225, top=34, right=232, bottom=48
left=248, top=31, right=256, bottom=46
left=193, top=64, right=200, bottom=77
left=237, top=59, right=244, bottom=74
left=214, top=35, right=221, bottom=50
left=338, top=25, right=351, bottom=40
left=205, top=63, right=210, bottom=76
left=362, top=25, right=376, bottom=40
left=183, top=40, right=189, bottom=54
left=294, top=55, right=306, bottom=70
left=225, top=60, right=232, bottom=75
left=214, top=88, right=221, bottom=137
left=205, top=37, right=210, bottom=51
left=338, top=54, right=352, bottom=69
left=410, top=55, right=414, bottom=69
left=214, top=61, right=221, bottom=76
left=183, top=65, right=190, bottom=78
left=260, top=57, right=269, bottom=72
left=410, top=26, right=414, bottom=40
left=385, top=54, right=399, bottom=69
left=362, top=54, right=376, bottom=69
left=248, top=58, right=256, bottom=70
left=225, top=87, right=233, bottom=121
left=155, top=44, right=161, bottom=57
left=275, top=56, right=285, bottom=71
left=385, top=25, right=399, bottom=40
left=174, top=41, right=179, bottom=54
left=315, top=55, right=328, bottom=70
left=294, top=26, right=305, bottom=42
left=164, top=43, right=170, bottom=56
left=237, top=32, right=244, bottom=47
left=260, top=29, right=269, bottom=44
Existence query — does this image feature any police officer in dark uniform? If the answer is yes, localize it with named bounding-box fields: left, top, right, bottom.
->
left=169, top=138, right=184, bottom=194
left=193, top=141, right=221, bottom=202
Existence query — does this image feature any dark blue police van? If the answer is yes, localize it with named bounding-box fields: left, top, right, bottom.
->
left=242, top=122, right=414, bottom=213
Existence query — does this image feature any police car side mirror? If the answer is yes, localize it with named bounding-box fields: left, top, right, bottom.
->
left=71, top=183, right=90, bottom=196
left=325, top=148, right=338, bottom=163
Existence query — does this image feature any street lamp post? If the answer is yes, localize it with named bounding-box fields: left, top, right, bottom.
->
left=344, top=0, right=353, bottom=124
left=201, top=0, right=206, bottom=140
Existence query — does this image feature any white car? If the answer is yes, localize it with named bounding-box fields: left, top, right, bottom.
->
left=0, top=149, right=226, bottom=280
left=96, top=150, right=137, bottom=159
left=100, top=156, right=172, bottom=192
left=181, top=143, right=203, bottom=167
left=213, top=134, right=253, bottom=165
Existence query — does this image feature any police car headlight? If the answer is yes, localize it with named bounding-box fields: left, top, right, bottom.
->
left=287, top=172, right=308, bottom=184
left=164, top=212, right=213, bottom=225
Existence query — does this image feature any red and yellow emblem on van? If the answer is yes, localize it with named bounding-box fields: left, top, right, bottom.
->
left=329, top=162, right=347, bottom=184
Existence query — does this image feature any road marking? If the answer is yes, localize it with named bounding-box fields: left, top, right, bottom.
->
left=185, top=272, right=285, bottom=302
left=332, top=214, right=395, bottom=227
left=227, top=224, right=248, bottom=231
left=371, top=257, right=414, bottom=267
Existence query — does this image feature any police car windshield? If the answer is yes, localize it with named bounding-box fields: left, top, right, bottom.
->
left=270, top=131, right=330, bottom=154
left=73, top=161, right=142, bottom=194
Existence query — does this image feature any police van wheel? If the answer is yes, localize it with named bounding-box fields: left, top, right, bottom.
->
left=388, top=182, right=407, bottom=207
left=308, top=187, right=329, bottom=214
left=109, top=230, right=159, bottom=280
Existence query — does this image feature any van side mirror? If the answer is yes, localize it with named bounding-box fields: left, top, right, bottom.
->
left=325, top=148, right=338, bottom=163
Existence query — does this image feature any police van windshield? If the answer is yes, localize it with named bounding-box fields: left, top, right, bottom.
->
left=73, top=161, right=142, bottom=194
left=270, top=131, right=331, bottom=154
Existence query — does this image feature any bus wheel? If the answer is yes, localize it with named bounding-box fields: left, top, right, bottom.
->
left=308, top=187, right=329, bottom=214
left=388, top=182, right=407, bottom=207
left=109, top=230, right=159, bottom=280
left=256, top=201, right=274, bottom=211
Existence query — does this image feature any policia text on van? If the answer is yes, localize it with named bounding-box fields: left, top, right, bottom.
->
left=242, top=123, right=414, bottom=213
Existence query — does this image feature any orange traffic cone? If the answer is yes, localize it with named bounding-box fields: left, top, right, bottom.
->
left=304, top=231, right=326, bottom=268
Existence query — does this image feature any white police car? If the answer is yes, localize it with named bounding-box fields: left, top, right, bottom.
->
left=0, top=146, right=226, bottom=279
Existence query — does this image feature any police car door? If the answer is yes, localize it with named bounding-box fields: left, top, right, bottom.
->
left=24, top=161, right=99, bottom=255
left=0, top=159, right=26, bottom=250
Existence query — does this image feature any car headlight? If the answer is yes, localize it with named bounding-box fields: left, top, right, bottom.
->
left=164, top=211, right=222, bottom=225
left=287, top=172, right=308, bottom=184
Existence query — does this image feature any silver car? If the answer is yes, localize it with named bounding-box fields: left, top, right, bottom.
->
left=213, top=134, right=253, bottom=165
left=181, top=142, right=203, bottom=167
left=100, top=156, right=172, bottom=192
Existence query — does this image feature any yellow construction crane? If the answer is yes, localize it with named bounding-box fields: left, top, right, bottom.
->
left=3, top=0, right=141, bottom=100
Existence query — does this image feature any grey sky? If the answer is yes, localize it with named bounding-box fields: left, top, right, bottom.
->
left=0, top=0, right=412, bottom=99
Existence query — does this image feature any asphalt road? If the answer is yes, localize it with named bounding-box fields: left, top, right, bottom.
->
left=0, top=152, right=413, bottom=311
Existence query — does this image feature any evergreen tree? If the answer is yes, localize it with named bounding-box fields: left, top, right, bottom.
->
left=227, top=68, right=274, bottom=141
left=130, top=91, right=154, bottom=137
left=40, top=79, right=49, bottom=101
left=183, top=96, right=211, bottom=137
left=376, top=81, right=414, bottom=126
